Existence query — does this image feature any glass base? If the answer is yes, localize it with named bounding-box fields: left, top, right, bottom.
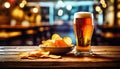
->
left=74, top=50, right=93, bottom=56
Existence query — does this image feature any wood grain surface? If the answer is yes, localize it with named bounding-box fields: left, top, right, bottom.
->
left=0, top=46, right=120, bottom=68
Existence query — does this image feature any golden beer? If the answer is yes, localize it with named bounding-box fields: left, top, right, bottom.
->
left=73, top=12, right=94, bottom=55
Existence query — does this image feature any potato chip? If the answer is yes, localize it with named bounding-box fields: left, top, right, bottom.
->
left=41, top=33, right=73, bottom=47
left=52, top=34, right=62, bottom=40
left=42, top=40, right=55, bottom=47
left=63, top=37, right=72, bottom=46
left=49, top=55, right=61, bottom=59
left=54, top=39, right=68, bottom=47
left=19, top=52, right=30, bottom=59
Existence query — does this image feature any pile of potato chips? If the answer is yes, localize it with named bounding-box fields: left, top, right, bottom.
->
left=19, top=34, right=73, bottom=59
left=41, top=34, right=73, bottom=47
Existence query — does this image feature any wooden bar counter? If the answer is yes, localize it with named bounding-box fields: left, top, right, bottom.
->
left=0, top=46, right=120, bottom=68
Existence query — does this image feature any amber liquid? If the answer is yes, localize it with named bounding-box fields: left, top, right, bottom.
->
left=74, top=17, right=94, bottom=52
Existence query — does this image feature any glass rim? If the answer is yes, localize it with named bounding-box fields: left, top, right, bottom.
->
left=74, top=12, right=93, bottom=18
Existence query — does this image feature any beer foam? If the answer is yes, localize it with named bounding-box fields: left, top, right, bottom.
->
left=74, top=12, right=92, bottom=18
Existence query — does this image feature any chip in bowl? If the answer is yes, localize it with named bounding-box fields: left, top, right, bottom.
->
left=40, top=33, right=74, bottom=55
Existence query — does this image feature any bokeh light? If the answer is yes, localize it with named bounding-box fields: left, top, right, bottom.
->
left=58, top=9, right=63, bottom=16
left=4, top=2, right=10, bottom=8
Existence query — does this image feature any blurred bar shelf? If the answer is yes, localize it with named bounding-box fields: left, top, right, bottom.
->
left=0, top=24, right=55, bottom=46
left=97, top=25, right=120, bottom=32
left=96, top=25, right=120, bottom=46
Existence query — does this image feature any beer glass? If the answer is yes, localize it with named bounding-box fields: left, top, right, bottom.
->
left=73, top=12, right=94, bottom=55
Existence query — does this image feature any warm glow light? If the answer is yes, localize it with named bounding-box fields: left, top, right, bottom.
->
left=19, top=0, right=27, bottom=8
left=117, top=4, right=120, bottom=9
left=99, top=10, right=103, bottom=14
left=102, top=3, right=107, bottom=8
left=95, top=6, right=103, bottom=14
left=4, top=2, right=10, bottom=8
left=58, top=9, right=63, bottom=16
left=100, top=0, right=107, bottom=8
left=10, top=19, right=16, bottom=26
left=109, top=6, right=114, bottom=11
left=105, top=32, right=113, bottom=38
left=83, top=57, right=91, bottom=61
left=22, top=0, right=27, bottom=5
left=100, top=0, right=105, bottom=4
left=117, top=12, right=120, bottom=18
left=95, top=6, right=101, bottom=12
left=33, top=7, right=38, bottom=13
left=22, top=20, right=30, bottom=27
left=118, top=19, right=120, bottom=26
left=66, top=5, right=72, bottom=11
left=110, top=0, right=114, bottom=3
left=19, top=3, right=25, bottom=8
left=11, top=7, right=24, bottom=19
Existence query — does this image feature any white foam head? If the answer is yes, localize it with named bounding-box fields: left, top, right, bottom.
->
left=74, top=12, right=92, bottom=18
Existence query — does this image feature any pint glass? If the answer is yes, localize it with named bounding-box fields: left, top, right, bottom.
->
left=73, top=12, right=94, bottom=55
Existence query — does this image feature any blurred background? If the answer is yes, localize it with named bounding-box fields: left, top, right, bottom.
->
left=0, top=0, right=119, bottom=46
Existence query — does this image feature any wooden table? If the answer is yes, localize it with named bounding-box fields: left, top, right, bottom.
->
left=0, top=46, right=120, bottom=68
